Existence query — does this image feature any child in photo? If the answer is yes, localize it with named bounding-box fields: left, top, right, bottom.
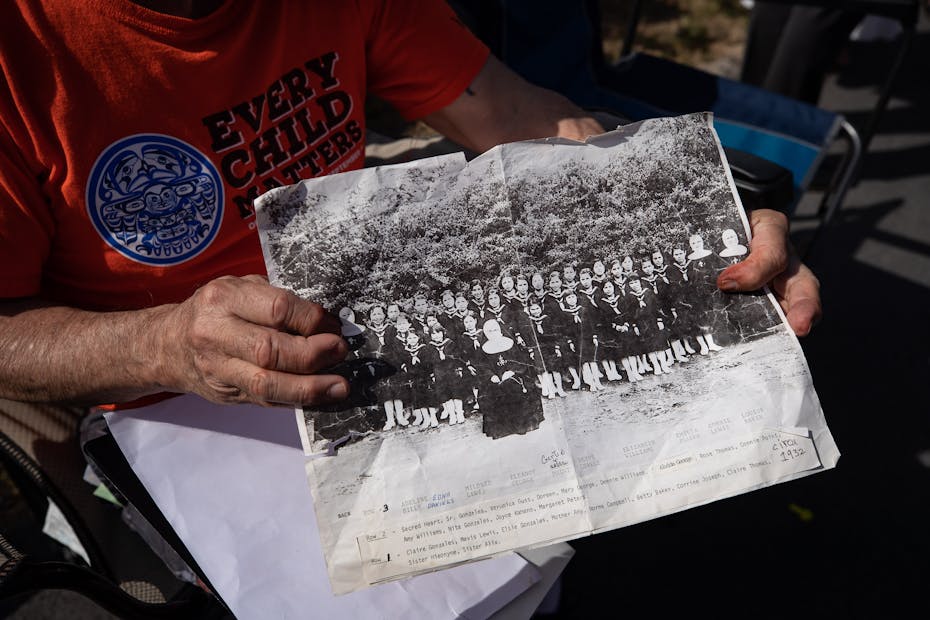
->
left=429, top=323, right=467, bottom=425
left=562, top=263, right=579, bottom=293
left=468, top=279, right=487, bottom=318
left=526, top=296, right=567, bottom=398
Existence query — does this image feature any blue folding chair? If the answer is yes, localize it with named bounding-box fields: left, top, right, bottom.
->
left=449, top=0, right=878, bottom=254
left=599, top=51, right=861, bottom=237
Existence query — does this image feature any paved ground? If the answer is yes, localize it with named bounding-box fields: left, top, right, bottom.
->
left=558, top=10, right=930, bottom=619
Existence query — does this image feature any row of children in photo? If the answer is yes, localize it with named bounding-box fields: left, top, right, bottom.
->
left=337, top=230, right=747, bottom=435
left=341, top=227, right=747, bottom=332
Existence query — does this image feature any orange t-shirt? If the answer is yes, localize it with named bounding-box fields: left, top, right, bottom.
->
left=0, top=0, right=488, bottom=311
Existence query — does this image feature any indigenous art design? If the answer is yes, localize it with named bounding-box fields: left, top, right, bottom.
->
left=86, top=134, right=223, bottom=265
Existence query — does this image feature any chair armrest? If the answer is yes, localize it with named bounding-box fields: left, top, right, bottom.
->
left=723, top=147, right=796, bottom=213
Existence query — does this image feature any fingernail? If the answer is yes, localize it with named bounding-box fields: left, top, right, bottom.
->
left=327, top=381, right=348, bottom=399
left=718, top=279, right=738, bottom=292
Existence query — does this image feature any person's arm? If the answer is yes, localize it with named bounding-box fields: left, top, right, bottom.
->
left=0, top=275, right=350, bottom=406
left=421, top=56, right=605, bottom=152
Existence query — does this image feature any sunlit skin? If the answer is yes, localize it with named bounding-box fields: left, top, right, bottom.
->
left=593, top=260, right=606, bottom=278
left=471, top=283, right=485, bottom=302
left=548, top=272, right=563, bottom=294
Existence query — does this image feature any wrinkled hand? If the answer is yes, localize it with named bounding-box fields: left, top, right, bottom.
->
left=717, top=209, right=822, bottom=337
left=157, top=275, right=349, bottom=406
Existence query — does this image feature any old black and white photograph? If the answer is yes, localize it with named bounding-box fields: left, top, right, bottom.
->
left=255, top=113, right=837, bottom=593
left=258, top=114, right=782, bottom=451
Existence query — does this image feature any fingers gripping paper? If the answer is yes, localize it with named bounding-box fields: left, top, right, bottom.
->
left=254, top=113, right=839, bottom=594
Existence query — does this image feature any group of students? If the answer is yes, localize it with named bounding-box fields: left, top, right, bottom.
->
left=339, top=230, right=747, bottom=439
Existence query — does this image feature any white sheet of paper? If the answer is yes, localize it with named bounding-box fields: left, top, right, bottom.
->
left=105, top=395, right=541, bottom=619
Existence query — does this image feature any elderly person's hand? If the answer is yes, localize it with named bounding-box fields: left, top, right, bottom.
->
left=716, top=209, right=821, bottom=337
left=0, top=274, right=351, bottom=406
left=159, top=275, right=350, bottom=406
